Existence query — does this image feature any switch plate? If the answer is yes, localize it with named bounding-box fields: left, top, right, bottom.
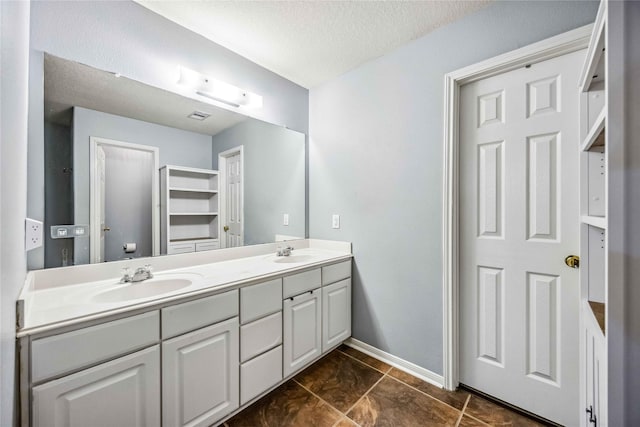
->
left=332, top=214, right=340, bottom=229
left=26, top=218, right=44, bottom=251
left=283, top=213, right=289, bottom=226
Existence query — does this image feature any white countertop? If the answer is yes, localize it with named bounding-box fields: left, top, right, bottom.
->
left=17, top=240, right=351, bottom=337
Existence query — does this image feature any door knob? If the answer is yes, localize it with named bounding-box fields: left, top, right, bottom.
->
left=103, top=226, right=111, bottom=232
left=223, top=225, right=229, bottom=232
left=565, top=255, right=580, bottom=269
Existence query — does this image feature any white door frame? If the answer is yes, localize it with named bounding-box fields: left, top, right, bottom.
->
left=441, top=24, right=592, bottom=391
left=89, top=136, right=160, bottom=263
left=218, top=145, right=244, bottom=248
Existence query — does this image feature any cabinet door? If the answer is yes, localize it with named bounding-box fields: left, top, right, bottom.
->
left=322, top=279, right=351, bottom=352
left=283, top=289, right=321, bottom=377
left=163, top=317, right=239, bottom=427
left=32, top=346, right=160, bottom=427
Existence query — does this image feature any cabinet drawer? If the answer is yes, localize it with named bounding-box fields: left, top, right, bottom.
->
left=162, top=290, right=238, bottom=339
left=322, top=260, right=351, bottom=286
left=32, top=311, right=159, bottom=383
left=240, top=311, right=282, bottom=362
left=240, top=345, right=282, bottom=405
left=283, top=269, right=321, bottom=298
left=168, top=242, right=195, bottom=254
left=240, top=278, right=282, bottom=324
left=195, top=241, right=219, bottom=252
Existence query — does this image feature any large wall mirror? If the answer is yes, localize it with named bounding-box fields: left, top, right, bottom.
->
left=31, top=53, right=306, bottom=269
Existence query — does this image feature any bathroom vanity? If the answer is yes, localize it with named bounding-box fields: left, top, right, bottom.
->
left=16, top=239, right=352, bottom=427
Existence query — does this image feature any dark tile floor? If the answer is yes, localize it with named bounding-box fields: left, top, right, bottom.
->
left=225, top=345, right=550, bottom=427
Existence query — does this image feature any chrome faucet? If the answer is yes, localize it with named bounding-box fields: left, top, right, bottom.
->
left=276, top=246, right=294, bottom=257
left=120, top=264, right=153, bottom=283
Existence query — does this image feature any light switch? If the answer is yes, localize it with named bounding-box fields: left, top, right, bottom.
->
left=283, top=213, right=289, bottom=226
left=332, top=214, right=340, bottom=229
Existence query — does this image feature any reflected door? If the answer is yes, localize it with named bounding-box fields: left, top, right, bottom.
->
left=459, top=49, right=582, bottom=425
left=223, top=151, right=243, bottom=248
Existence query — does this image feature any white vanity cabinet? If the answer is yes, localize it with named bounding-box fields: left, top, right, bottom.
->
left=283, top=288, right=322, bottom=377
left=282, top=267, right=323, bottom=377
left=29, top=312, right=161, bottom=427
left=32, top=346, right=160, bottom=427
left=20, top=253, right=353, bottom=427
left=161, top=290, right=239, bottom=427
left=321, top=261, right=352, bottom=352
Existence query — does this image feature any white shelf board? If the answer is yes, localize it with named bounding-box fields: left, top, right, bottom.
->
left=581, top=109, right=606, bottom=152
left=579, top=5, right=606, bottom=93
left=581, top=215, right=607, bottom=230
left=169, top=187, right=218, bottom=194
left=169, top=212, right=218, bottom=216
left=165, top=165, right=219, bottom=175
left=170, top=237, right=218, bottom=243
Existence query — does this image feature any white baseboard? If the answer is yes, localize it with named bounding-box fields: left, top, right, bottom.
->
left=344, top=338, right=444, bottom=388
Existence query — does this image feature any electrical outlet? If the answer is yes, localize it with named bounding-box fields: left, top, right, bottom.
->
left=332, top=214, right=340, bottom=229
left=283, top=213, right=289, bottom=226
left=26, top=218, right=43, bottom=251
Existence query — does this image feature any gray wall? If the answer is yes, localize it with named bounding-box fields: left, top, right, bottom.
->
left=607, top=2, right=640, bottom=424
left=308, top=1, right=599, bottom=374
left=27, top=50, right=44, bottom=269
left=0, top=2, right=30, bottom=426
left=212, top=120, right=305, bottom=245
left=72, top=107, right=213, bottom=265
left=44, top=121, right=73, bottom=268
left=102, top=145, right=154, bottom=262
left=29, top=1, right=308, bottom=133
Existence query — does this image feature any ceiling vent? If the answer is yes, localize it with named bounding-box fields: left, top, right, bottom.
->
left=187, top=111, right=210, bottom=121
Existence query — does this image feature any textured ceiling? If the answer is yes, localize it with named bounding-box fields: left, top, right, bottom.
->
left=136, top=0, right=492, bottom=89
left=45, top=54, right=247, bottom=136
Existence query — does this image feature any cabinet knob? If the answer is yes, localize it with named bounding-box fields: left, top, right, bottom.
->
left=223, top=225, right=229, bottom=232
left=564, top=255, right=580, bottom=269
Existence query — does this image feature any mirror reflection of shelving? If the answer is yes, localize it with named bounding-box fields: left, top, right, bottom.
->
left=160, top=166, right=221, bottom=254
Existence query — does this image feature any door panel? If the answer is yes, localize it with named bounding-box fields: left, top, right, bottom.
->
left=224, top=152, right=243, bottom=248
left=460, top=49, right=584, bottom=425
left=32, top=346, right=160, bottom=427
left=162, top=318, right=239, bottom=427
left=283, top=289, right=321, bottom=377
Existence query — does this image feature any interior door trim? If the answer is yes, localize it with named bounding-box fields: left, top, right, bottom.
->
left=441, top=24, right=592, bottom=391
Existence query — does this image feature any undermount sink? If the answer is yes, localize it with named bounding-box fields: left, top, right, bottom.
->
left=92, top=273, right=200, bottom=303
left=271, top=254, right=314, bottom=264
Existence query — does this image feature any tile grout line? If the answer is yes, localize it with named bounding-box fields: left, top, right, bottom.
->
left=342, top=369, right=389, bottom=420
left=292, top=379, right=350, bottom=424
left=337, top=347, right=393, bottom=375
left=384, top=373, right=467, bottom=415
left=455, top=395, right=471, bottom=426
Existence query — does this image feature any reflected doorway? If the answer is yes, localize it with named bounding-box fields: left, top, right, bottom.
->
left=89, top=137, right=159, bottom=262
left=219, top=146, right=244, bottom=248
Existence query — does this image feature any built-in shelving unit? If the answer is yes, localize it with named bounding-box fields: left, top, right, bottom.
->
left=160, top=165, right=221, bottom=254
left=579, top=2, right=607, bottom=426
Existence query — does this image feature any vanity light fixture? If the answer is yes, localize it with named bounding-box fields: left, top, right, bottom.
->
left=177, top=66, right=263, bottom=109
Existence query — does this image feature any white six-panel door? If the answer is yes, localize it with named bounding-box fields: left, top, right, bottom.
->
left=224, top=152, right=243, bottom=248
left=459, top=49, right=584, bottom=425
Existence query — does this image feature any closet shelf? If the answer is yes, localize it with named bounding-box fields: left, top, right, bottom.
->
left=169, top=187, right=218, bottom=194
left=581, top=215, right=607, bottom=229
left=587, top=300, right=606, bottom=336
left=170, top=237, right=218, bottom=243
left=579, top=5, right=606, bottom=93
left=169, top=212, right=218, bottom=216
left=581, top=109, right=606, bottom=152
